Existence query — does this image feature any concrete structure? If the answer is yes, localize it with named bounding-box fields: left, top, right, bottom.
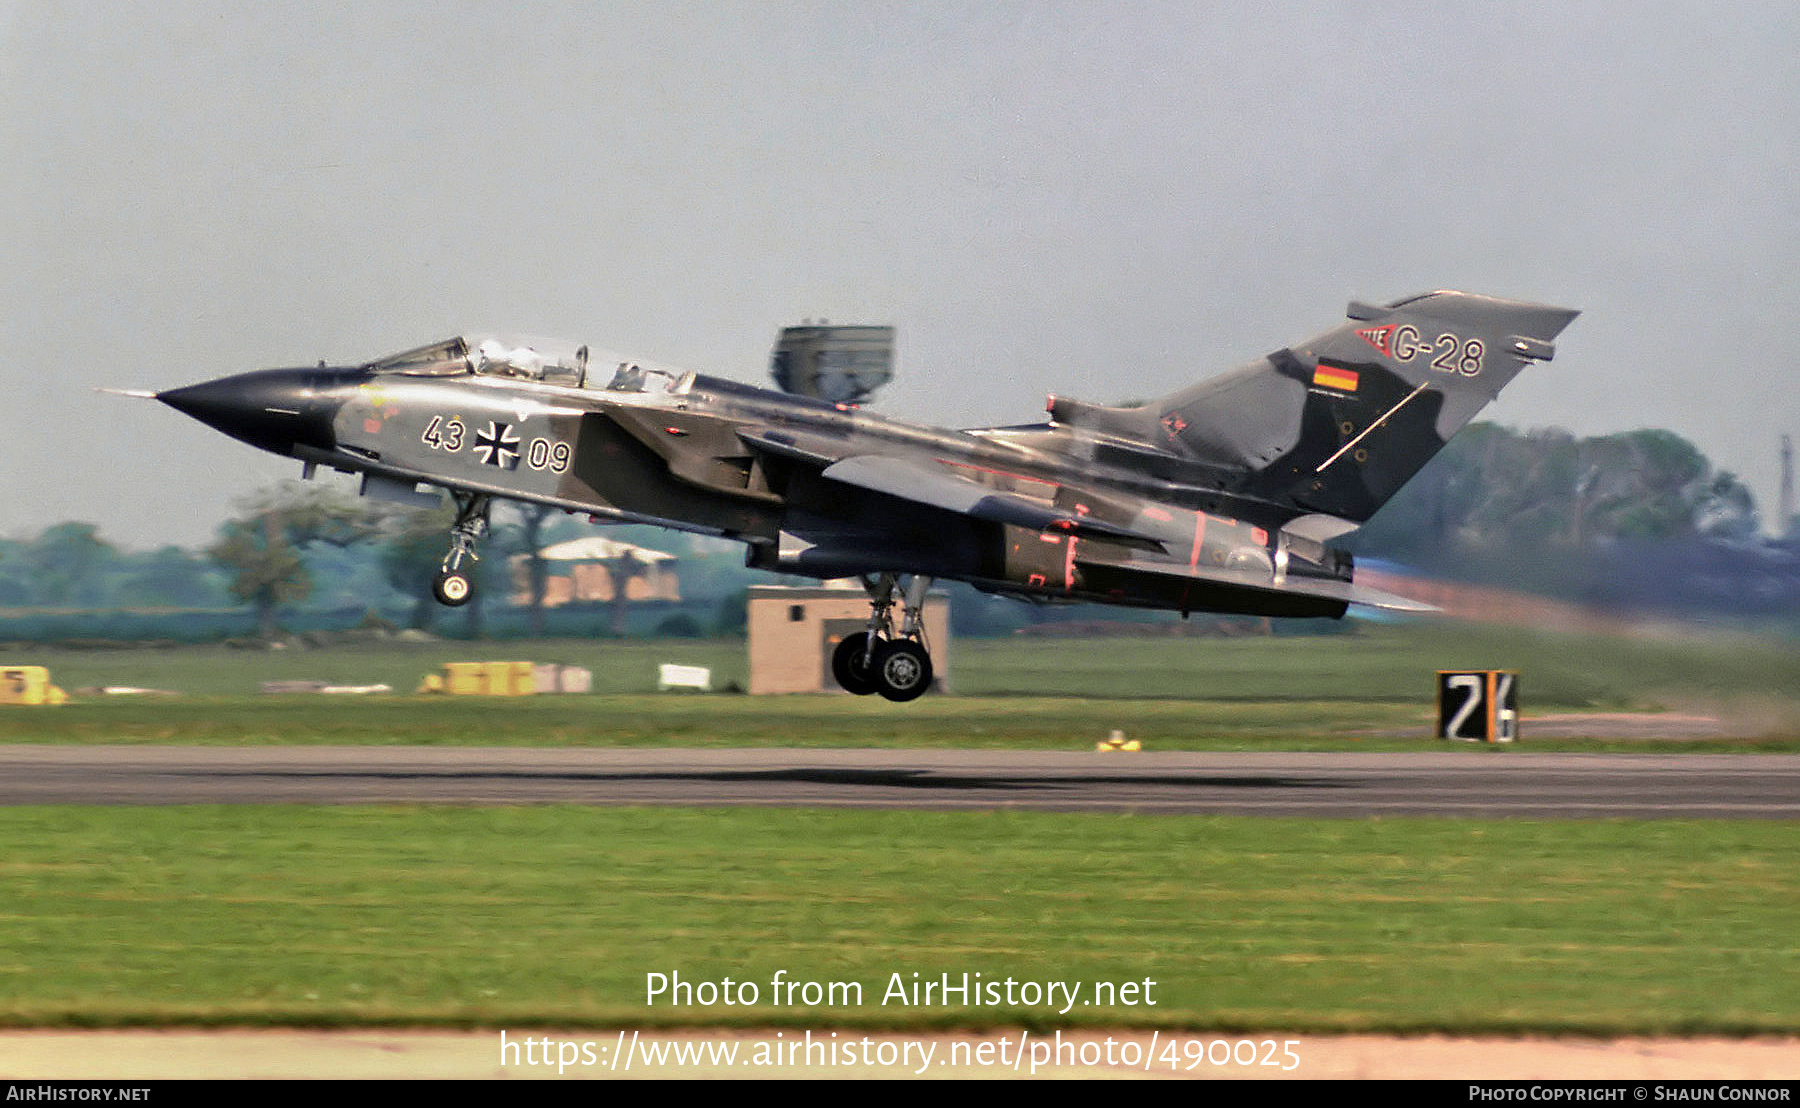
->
left=511, top=536, right=680, bottom=608
left=747, top=584, right=950, bottom=695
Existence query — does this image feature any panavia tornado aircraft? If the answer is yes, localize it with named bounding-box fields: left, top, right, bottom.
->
left=141, top=291, right=1576, bottom=701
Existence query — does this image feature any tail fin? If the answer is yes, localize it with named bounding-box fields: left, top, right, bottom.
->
left=1157, top=291, right=1578, bottom=522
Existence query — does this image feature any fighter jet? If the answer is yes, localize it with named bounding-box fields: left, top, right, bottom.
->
left=144, top=291, right=1576, bottom=701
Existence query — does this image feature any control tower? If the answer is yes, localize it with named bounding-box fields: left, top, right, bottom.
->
left=770, top=323, right=895, bottom=406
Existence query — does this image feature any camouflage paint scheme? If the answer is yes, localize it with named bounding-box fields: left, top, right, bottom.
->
left=156, top=292, right=1578, bottom=623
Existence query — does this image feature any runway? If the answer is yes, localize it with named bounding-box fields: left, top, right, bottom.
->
left=2, top=746, right=1797, bottom=818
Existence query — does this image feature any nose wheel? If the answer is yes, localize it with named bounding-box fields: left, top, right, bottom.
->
left=433, top=568, right=474, bottom=607
left=830, top=574, right=936, bottom=702
left=433, top=494, right=490, bottom=608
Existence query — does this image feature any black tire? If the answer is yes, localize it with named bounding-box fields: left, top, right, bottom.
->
left=831, top=632, right=880, bottom=695
left=873, top=639, right=933, bottom=703
left=432, top=569, right=474, bottom=607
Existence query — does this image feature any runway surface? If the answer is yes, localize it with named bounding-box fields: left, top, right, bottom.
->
left=3, top=746, right=1797, bottom=817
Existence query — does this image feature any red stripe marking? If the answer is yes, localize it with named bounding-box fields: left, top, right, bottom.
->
left=938, top=459, right=1060, bottom=493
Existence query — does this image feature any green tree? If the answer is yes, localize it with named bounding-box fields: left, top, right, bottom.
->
left=20, top=523, right=119, bottom=607
left=0, top=540, right=29, bottom=606
left=380, top=505, right=455, bottom=631
left=118, top=545, right=223, bottom=608
left=263, top=481, right=407, bottom=548
left=1693, top=471, right=1759, bottom=540
left=208, top=512, right=310, bottom=639
left=509, top=503, right=557, bottom=637
left=1576, top=429, right=1710, bottom=541
left=209, top=482, right=405, bottom=639
left=601, top=546, right=648, bottom=636
left=1362, top=423, right=1760, bottom=563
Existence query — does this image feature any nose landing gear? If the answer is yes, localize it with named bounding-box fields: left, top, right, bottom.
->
left=432, top=493, right=490, bottom=607
left=830, top=573, right=936, bottom=702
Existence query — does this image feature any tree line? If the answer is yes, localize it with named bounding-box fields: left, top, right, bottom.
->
left=1, top=424, right=1793, bottom=635
left=0, top=483, right=763, bottom=640
left=1353, top=425, right=1766, bottom=557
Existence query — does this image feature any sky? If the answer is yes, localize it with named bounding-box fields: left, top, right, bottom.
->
left=4, top=1, right=1796, bottom=549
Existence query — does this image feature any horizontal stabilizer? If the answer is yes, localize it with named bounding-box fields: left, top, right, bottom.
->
left=1076, top=555, right=1438, bottom=613
left=822, top=455, right=1165, bottom=548
left=1280, top=514, right=1359, bottom=544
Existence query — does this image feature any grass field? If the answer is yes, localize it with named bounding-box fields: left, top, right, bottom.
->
left=12, top=621, right=1800, bottom=702
left=0, top=805, right=1794, bottom=1034
left=3, top=622, right=1796, bottom=1035
left=4, top=623, right=1797, bottom=749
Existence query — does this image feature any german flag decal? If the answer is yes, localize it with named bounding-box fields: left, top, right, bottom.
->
left=1312, top=363, right=1359, bottom=392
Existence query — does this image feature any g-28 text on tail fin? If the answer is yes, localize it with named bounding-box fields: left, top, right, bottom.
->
left=1166, top=291, right=1578, bottom=523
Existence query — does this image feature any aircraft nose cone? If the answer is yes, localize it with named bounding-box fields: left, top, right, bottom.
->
left=158, top=367, right=341, bottom=456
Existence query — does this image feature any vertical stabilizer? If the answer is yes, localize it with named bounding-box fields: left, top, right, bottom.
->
left=1158, top=291, right=1578, bottom=522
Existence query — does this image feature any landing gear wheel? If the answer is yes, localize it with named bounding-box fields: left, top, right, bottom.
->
left=831, top=632, right=880, bottom=695
left=433, top=569, right=474, bottom=607
left=433, top=493, right=489, bottom=609
left=873, top=639, right=933, bottom=703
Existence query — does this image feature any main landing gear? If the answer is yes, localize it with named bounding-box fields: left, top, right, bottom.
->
left=831, top=573, right=936, bottom=702
left=432, top=493, right=490, bottom=607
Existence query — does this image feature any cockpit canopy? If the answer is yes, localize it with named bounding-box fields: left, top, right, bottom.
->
left=364, top=334, right=695, bottom=395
